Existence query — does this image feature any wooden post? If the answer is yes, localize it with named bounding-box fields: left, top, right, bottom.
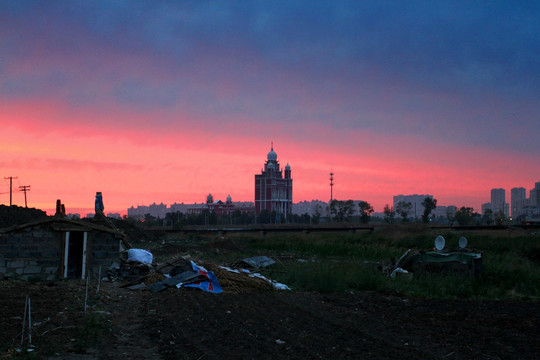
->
left=21, top=295, right=28, bottom=347
left=28, top=297, right=32, bottom=345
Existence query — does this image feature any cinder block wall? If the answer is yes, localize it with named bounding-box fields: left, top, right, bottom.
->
left=0, top=223, right=121, bottom=281
left=88, top=232, right=122, bottom=278
left=0, top=224, right=61, bottom=281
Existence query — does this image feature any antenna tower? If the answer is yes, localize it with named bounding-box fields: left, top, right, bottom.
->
left=329, top=172, right=334, bottom=202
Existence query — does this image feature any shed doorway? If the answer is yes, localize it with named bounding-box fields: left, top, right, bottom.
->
left=63, top=231, right=88, bottom=279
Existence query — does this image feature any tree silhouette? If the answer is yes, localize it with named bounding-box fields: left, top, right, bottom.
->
left=383, top=204, right=395, bottom=223
left=396, top=201, right=412, bottom=222
left=358, top=201, right=374, bottom=224
left=421, top=197, right=437, bottom=223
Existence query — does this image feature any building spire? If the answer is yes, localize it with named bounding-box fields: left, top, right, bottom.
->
left=271, top=141, right=273, bottom=150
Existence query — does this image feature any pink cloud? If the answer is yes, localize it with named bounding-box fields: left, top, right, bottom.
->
left=2, top=97, right=536, bottom=215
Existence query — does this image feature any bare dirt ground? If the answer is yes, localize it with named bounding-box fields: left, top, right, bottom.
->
left=1, top=274, right=539, bottom=360
left=2, top=209, right=539, bottom=359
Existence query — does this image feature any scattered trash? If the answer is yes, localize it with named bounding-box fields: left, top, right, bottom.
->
left=219, top=266, right=291, bottom=291
left=247, top=271, right=291, bottom=290
left=163, top=271, right=204, bottom=287
left=390, top=267, right=409, bottom=279
left=148, top=271, right=205, bottom=293
left=181, top=261, right=223, bottom=294
left=108, top=255, right=155, bottom=283
left=112, top=254, right=290, bottom=294
left=106, top=261, right=121, bottom=279
left=126, top=249, right=153, bottom=265
left=126, top=283, right=148, bottom=291
left=122, top=258, right=222, bottom=293
left=383, top=236, right=483, bottom=278
left=146, top=281, right=166, bottom=293
left=239, top=256, right=276, bottom=269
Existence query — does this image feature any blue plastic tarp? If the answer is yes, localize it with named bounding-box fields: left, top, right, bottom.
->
left=182, top=261, right=223, bottom=294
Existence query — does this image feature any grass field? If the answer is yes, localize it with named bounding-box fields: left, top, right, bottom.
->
left=148, top=225, right=540, bottom=300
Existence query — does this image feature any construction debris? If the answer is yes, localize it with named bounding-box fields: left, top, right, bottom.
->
left=126, top=249, right=153, bottom=265
left=238, top=256, right=276, bottom=269
left=384, top=236, right=483, bottom=278
left=218, top=265, right=291, bottom=291
left=115, top=255, right=290, bottom=294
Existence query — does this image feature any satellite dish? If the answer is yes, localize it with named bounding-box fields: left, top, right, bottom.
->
left=434, top=235, right=445, bottom=251
left=458, top=236, right=468, bottom=249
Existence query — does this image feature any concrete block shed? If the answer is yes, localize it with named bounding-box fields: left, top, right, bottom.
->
left=0, top=218, right=128, bottom=281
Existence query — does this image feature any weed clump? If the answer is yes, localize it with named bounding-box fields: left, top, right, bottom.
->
left=74, top=313, right=110, bottom=353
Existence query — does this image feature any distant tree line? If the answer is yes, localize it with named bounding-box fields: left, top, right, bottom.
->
left=130, top=209, right=320, bottom=228
left=127, top=196, right=511, bottom=227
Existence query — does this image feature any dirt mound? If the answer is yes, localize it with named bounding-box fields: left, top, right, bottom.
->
left=0, top=205, right=48, bottom=228
left=134, top=257, right=275, bottom=294
left=200, top=262, right=274, bottom=293
left=81, top=216, right=160, bottom=244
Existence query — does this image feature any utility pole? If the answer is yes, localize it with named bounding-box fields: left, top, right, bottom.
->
left=19, top=185, right=31, bottom=208
left=4, top=176, right=18, bottom=206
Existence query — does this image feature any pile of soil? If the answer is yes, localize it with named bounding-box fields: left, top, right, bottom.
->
left=81, top=216, right=160, bottom=244
left=0, top=205, right=48, bottom=228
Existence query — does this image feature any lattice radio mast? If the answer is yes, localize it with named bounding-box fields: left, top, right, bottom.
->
left=329, top=172, right=334, bottom=202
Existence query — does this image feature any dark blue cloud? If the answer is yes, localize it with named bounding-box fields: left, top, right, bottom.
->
left=1, top=0, right=539, bottom=151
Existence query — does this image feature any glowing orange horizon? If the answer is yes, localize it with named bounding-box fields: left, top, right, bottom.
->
left=2, top=100, right=537, bottom=217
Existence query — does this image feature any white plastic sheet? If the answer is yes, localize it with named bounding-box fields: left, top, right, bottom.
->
left=126, top=249, right=153, bottom=265
left=219, top=266, right=291, bottom=290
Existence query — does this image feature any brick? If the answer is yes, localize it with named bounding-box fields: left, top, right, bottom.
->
left=93, top=251, right=107, bottom=259
left=44, top=266, right=59, bottom=274
left=43, top=252, right=60, bottom=258
left=32, top=230, right=46, bottom=237
left=7, top=236, right=19, bottom=243
left=23, top=265, right=43, bottom=274
left=7, top=260, right=25, bottom=268
left=40, top=260, right=57, bottom=267
left=15, top=237, right=32, bottom=244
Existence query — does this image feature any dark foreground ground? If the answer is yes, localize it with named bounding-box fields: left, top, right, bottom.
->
left=1, top=279, right=539, bottom=360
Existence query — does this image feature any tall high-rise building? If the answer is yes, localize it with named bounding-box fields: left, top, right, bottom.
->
left=530, top=182, right=540, bottom=207
left=491, top=188, right=505, bottom=206
left=490, top=188, right=509, bottom=216
left=254, top=146, right=293, bottom=220
left=511, top=187, right=526, bottom=218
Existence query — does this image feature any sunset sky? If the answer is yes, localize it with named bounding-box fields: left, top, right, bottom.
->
left=1, top=1, right=539, bottom=216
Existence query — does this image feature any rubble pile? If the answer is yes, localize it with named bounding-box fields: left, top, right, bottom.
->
left=107, top=251, right=289, bottom=294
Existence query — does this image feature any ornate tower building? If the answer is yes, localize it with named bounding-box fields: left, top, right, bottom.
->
left=255, top=145, right=293, bottom=220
